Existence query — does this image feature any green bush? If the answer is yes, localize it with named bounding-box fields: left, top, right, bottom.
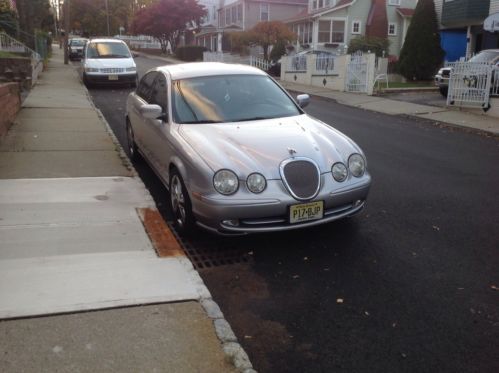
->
left=348, top=36, right=389, bottom=57
left=269, top=40, right=286, bottom=62
left=175, top=45, right=207, bottom=62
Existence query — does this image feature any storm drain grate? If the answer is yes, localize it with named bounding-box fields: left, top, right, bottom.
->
left=169, top=224, right=254, bottom=270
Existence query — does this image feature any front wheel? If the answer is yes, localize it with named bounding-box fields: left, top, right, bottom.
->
left=439, top=86, right=448, bottom=97
left=126, top=119, right=140, bottom=161
left=169, top=169, right=195, bottom=233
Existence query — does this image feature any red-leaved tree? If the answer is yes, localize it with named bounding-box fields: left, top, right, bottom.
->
left=132, top=0, right=205, bottom=53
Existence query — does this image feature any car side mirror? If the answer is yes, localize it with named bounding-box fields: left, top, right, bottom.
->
left=139, top=104, right=163, bottom=119
left=296, top=94, right=310, bottom=109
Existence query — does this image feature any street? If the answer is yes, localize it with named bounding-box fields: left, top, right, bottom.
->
left=85, top=56, right=499, bottom=373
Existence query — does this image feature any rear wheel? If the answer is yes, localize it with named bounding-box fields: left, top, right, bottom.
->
left=439, top=86, right=448, bottom=97
left=169, top=169, right=195, bottom=233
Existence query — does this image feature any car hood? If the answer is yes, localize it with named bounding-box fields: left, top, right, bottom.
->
left=84, top=58, right=135, bottom=69
left=179, top=114, right=362, bottom=179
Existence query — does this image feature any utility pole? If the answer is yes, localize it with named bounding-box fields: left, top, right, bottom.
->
left=105, top=0, right=110, bottom=36
left=64, top=0, right=69, bottom=64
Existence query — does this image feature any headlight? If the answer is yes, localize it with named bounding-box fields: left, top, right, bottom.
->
left=348, top=154, right=366, bottom=177
left=126, top=67, right=136, bottom=72
left=437, top=68, right=444, bottom=75
left=246, top=173, right=266, bottom=193
left=213, top=169, right=239, bottom=195
left=332, top=162, right=348, bottom=182
left=85, top=67, right=99, bottom=73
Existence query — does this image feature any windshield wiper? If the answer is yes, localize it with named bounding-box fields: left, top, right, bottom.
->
left=181, top=120, right=223, bottom=124
left=232, top=116, right=273, bottom=122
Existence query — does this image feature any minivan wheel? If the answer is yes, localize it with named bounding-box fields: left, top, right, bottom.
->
left=83, top=73, right=93, bottom=89
left=169, top=169, right=195, bottom=233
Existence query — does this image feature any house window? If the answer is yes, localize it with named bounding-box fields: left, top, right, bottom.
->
left=231, top=6, right=236, bottom=23
left=388, top=0, right=400, bottom=5
left=237, top=4, right=242, bottom=21
left=225, top=8, right=230, bottom=25
left=295, top=22, right=313, bottom=44
left=213, top=6, right=217, bottom=21
left=312, top=0, right=317, bottom=9
left=318, top=20, right=345, bottom=43
left=388, top=22, right=397, bottom=36
left=352, top=20, right=361, bottom=34
left=260, top=4, right=269, bottom=21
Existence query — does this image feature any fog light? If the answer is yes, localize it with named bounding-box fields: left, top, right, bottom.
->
left=354, top=200, right=363, bottom=207
left=222, top=219, right=239, bottom=227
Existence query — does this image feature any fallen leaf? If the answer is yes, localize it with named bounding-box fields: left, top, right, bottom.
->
left=292, top=275, right=300, bottom=279
left=336, top=298, right=344, bottom=304
left=303, top=257, right=308, bottom=261
left=323, top=268, right=330, bottom=271
left=392, top=322, right=397, bottom=328
left=432, top=225, right=440, bottom=231
left=364, top=311, right=370, bottom=316
left=491, top=285, right=498, bottom=291
left=244, top=335, right=252, bottom=339
left=248, top=251, right=254, bottom=255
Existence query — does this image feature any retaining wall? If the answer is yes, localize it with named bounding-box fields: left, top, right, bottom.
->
left=0, top=82, right=21, bottom=138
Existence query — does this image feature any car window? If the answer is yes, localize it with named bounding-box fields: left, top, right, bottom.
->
left=172, top=74, right=301, bottom=124
left=86, top=42, right=131, bottom=59
left=137, top=72, right=157, bottom=102
left=150, top=74, right=168, bottom=113
left=70, top=39, right=86, bottom=46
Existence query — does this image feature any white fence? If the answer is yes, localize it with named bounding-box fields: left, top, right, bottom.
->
left=0, top=32, right=41, bottom=62
left=315, top=56, right=336, bottom=73
left=447, top=62, right=498, bottom=109
left=249, top=56, right=271, bottom=71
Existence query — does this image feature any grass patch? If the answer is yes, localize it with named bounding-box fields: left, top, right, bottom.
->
left=0, top=50, right=29, bottom=59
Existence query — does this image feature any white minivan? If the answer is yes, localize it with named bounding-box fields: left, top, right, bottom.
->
left=82, top=38, right=138, bottom=88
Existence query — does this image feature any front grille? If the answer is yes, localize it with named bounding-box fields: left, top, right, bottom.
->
left=280, top=158, right=320, bottom=200
left=100, top=68, right=125, bottom=74
left=442, top=70, right=450, bottom=77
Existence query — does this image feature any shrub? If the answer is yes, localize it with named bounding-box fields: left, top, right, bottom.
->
left=348, top=36, right=389, bottom=57
left=175, top=45, right=207, bottom=62
left=269, top=40, right=286, bottom=62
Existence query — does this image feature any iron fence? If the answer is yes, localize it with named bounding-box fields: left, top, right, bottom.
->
left=0, top=32, right=41, bottom=61
left=447, top=61, right=492, bottom=109
left=287, top=55, right=307, bottom=71
left=315, top=56, right=335, bottom=73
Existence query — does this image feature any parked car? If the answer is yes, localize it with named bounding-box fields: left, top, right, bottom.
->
left=82, top=38, right=138, bottom=88
left=435, top=49, right=499, bottom=96
left=125, top=63, right=371, bottom=234
left=68, top=37, right=88, bottom=60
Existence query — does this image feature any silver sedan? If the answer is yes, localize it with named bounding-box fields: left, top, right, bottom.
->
left=125, top=62, right=371, bottom=234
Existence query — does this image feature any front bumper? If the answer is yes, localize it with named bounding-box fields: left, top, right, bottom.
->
left=434, top=74, right=449, bottom=88
left=84, top=73, right=137, bottom=85
left=191, top=175, right=371, bottom=234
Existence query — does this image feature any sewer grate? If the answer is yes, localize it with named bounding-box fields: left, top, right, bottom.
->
left=169, top=224, right=254, bottom=270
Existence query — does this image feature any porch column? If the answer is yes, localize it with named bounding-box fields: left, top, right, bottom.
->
left=217, top=32, right=223, bottom=52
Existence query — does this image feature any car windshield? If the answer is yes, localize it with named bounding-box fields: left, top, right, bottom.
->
left=469, top=51, right=499, bottom=63
left=70, top=39, right=86, bottom=46
left=86, top=42, right=131, bottom=58
left=172, top=74, right=301, bottom=124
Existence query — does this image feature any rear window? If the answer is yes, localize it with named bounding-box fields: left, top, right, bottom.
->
left=86, top=42, right=131, bottom=59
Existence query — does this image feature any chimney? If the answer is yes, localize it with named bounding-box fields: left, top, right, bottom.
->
left=366, top=0, right=388, bottom=39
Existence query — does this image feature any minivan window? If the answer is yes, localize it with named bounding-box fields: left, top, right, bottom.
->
left=86, top=42, right=131, bottom=59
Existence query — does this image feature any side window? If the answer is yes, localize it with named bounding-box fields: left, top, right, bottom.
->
left=137, top=72, right=157, bottom=102
left=150, top=74, right=168, bottom=114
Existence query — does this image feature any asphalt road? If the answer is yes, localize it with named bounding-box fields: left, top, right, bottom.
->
left=86, top=55, right=499, bottom=373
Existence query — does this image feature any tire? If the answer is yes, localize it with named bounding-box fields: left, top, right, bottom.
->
left=130, top=75, right=138, bottom=88
left=82, top=73, right=93, bottom=89
left=169, top=168, right=195, bottom=233
left=439, top=86, right=448, bottom=97
left=126, top=118, right=140, bottom=161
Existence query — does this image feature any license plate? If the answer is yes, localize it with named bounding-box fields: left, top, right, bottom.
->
left=289, top=201, right=324, bottom=224
left=108, top=74, right=118, bottom=80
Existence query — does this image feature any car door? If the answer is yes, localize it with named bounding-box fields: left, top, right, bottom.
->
left=147, top=72, right=174, bottom=183
left=128, top=71, right=157, bottom=157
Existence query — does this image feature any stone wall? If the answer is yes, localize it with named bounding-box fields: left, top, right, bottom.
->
left=0, top=83, right=21, bottom=138
left=0, top=57, right=33, bottom=90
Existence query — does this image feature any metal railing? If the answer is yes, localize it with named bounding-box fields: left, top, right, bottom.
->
left=447, top=61, right=492, bottom=109
left=287, top=55, right=307, bottom=71
left=0, top=32, right=41, bottom=62
left=491, top=67, right=499, bottom=97
left=315, top=56, right=335, bottom=73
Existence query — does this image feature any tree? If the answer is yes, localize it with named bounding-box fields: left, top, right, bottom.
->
left=247, top=21, right=296, bottom=61
left=397, top=0, right=444, bottom=80
left=15, top=0, right=52, bottom=48
left=132, top=0, right=205, bottom=53
left=0, top=0, right=18, bottom=37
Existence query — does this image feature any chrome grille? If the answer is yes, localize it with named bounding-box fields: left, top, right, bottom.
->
left=100, top=68, right=125, bottom=74
left=280, top=158, right=320, bottom=201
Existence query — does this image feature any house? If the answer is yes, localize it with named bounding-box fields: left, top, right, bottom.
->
left=192, top=0, right=220, bottom=51
left=194, top=0, right=308, bottom=52
left=285, top=0, right=417, bottom=58
left=437, top=0, right=499, bottom=61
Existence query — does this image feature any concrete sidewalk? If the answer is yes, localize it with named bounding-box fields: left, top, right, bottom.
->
left=0, top=48, right=251, bottom=372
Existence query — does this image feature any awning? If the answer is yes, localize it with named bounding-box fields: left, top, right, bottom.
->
left=484, top=12, right=499, bottom=32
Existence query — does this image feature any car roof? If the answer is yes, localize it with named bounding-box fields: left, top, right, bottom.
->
left=88, top=38, right=126, bottom=44
left=153, top=62, right=267, bottom=80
